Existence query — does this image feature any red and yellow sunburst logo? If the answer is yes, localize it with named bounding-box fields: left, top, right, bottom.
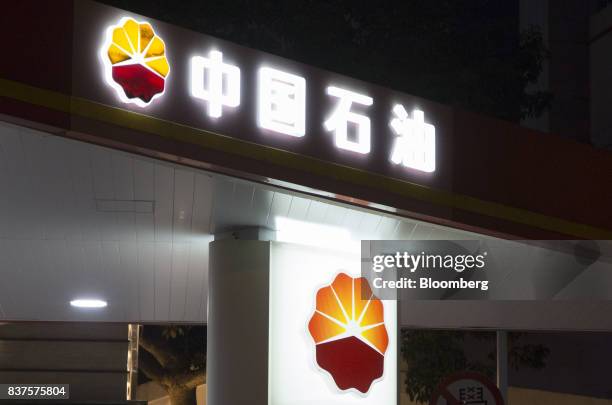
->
left=101, top=17, right=170, bottom=107
left=308, top=273, right=389, bottom=394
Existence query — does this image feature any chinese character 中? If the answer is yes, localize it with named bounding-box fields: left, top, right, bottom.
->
left=191, top=50, right=241, bottom=118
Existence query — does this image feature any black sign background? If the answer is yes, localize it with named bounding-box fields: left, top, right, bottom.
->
left=72, top=1, right=454, bottom=193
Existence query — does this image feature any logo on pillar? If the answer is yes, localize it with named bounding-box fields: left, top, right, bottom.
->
left=308, top=273, right=389, bottom=394
left=101, top=17, right=170, bottom=107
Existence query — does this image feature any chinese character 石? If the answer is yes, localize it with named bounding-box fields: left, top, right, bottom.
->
left=389, top=105, right=436, bottom=172
left=324, top=86, right=373, bottom=154
left=459, top=386, right=487, bottom=405
left=258, top=67, right=306, bottom=137
left=191, top=50, right=241, bottom=118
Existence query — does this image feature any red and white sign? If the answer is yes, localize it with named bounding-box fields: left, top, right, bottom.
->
left=430, top=372, right=504, bottom=405
left=269, top=242, right=397, bottom=404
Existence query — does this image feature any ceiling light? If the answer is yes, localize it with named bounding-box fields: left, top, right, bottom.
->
left=275, top=217, right=359, bottom=253
left=70, top=299, right=108, bottom=309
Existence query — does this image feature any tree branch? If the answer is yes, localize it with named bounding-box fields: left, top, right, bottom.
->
left=138, top=349, right=167, bottom=386
left=175, top=370, right=206, bottom=389
left=140, top=330, right=181, bottom=368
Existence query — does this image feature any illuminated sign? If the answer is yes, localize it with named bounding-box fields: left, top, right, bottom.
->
left=91, top=10, right=443, bottom=188
left=390, top=106, right=436, bottom=173
left=190, top=50, right=241, bottom=118
left=100, top=17, right=169, bottom=107
left=269, top=243, right=397, bottom=404
left=258, top=67, right=306, bottom=137
left=324, top=87, right=374, bottom=154
left=308, top=273, right=389, bottom=394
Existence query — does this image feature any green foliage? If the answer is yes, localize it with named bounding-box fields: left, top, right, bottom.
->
left=401, top=330, right=549, bottom=403
left=517, top=26, right=553, bottom=119
left=508, top=335, right=549, bottom=371
left=99, top=0, right=551, bottom=122
left=401, top=330, right=471, bottom=402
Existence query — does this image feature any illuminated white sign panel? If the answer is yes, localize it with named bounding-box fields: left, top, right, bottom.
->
left=191, top=50, right=241, bottom=118
left=324, top=87, right=374, bottom=154
left=269, top=242, right=397, bottom=405
left=390, top=105, right=436, bottom=172
left=99, top=17, right=437, bottom=174
left=258, top=67, right=306, bottom=137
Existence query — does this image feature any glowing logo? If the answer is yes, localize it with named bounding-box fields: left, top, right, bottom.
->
left=101, top=17, right=170, bottom=107
left=308, top=273, right=389, bottom=394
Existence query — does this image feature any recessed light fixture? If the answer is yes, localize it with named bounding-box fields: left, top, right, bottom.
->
left=70, top=299, right=108, bottom=309
left=274, top=216, right=359, bottom=253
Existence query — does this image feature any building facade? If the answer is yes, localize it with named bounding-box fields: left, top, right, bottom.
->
left=1, top=1, right=612, bottom=404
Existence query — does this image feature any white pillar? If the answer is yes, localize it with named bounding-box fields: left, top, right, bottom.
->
left=207, top=236, right=397, bottom=405
left=207, top=239, right=271, bottom=405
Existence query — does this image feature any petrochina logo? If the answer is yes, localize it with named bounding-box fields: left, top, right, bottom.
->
left=101, top=17, right=170, bottom=107
left=308, top=273, right=389, bottom=394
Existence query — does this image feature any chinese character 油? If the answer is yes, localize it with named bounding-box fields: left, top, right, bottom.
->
left=389, top=105, right=436, bottom=172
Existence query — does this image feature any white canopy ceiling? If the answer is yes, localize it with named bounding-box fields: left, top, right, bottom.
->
left=0, top=120, right=477, bottom=323
left=2, top=120, right=611, bottom=330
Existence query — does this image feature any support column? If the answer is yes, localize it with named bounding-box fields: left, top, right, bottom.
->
left=206, top=238, right=271, bottom=405
left=207, top=234, right=397, bottom=405
left=496, top=330, right=508, bottom=403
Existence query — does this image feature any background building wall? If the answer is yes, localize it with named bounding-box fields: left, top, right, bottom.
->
left=590, top=4, right=612, bottom=148
left=520, top=0, right=550, bottom=133
left=520, top=0, right=596, bottom=143
left=547, top=0, right=594, bottom=143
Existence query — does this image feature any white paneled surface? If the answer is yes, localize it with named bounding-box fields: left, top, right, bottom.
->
left=2, top=121, right=612, bottom=330
left=0, top=121, right=477, bottom=323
